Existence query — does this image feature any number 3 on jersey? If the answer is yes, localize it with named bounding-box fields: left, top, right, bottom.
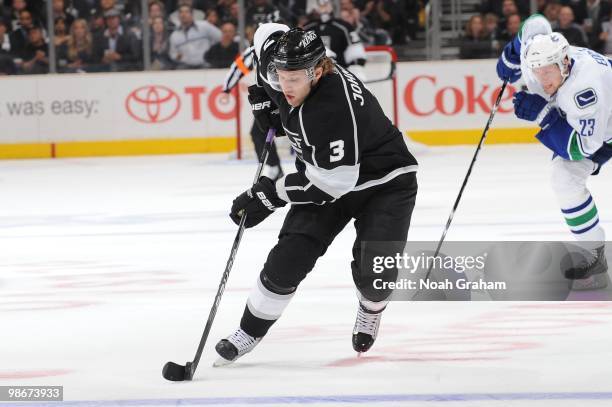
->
left=330, top=140, right=345, bottom=162
left=579, top=119, right=595, bottom=137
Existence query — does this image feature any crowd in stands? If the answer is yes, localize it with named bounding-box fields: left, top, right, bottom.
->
left=0, top=0, right=425, bottom=74
left=1, top=0, right=608, bottom=74
left=460, top=0, right=612, bottom=59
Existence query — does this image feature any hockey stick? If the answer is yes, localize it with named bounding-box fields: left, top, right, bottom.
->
left=162, top=128, right=277, bottom=381
left=414, top=80, right=509, bottom=298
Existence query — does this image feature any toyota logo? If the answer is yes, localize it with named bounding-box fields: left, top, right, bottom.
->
left=125, top=85, right=181, bottom=123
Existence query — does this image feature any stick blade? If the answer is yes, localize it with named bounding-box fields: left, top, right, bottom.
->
left=162, top=361, right=193, bottom=381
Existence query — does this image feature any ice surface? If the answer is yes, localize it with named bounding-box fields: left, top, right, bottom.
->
left=1, top=144, right=611, bottom=406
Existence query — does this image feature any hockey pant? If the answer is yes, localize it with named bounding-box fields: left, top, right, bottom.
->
left=239, top=172, right=418, bottom=338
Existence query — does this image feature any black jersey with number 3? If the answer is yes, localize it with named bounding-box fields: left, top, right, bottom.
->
left=257, top=39, right=417, bottom=205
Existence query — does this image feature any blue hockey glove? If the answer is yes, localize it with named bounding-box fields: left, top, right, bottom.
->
left=513, top=91, right=548, bottom=122
left=537, top=107, right=561, bottom=130
left=496, top=37, right=522, bottom=83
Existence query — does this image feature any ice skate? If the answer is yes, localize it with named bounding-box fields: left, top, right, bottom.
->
left=566, top=246, right=609, bottom=290
left=213, top=328, right=261, bottom=367
left=352, top=303, right=384, bottom=354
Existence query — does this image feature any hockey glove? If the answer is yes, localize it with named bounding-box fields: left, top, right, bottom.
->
left=537, top=107, right=561, bottom=130
left=513, top=91, right=548, bottom=122
left=496, top=37, right=522, bottom=83
left=248, top=85, right=284, bottom=135
left=230, top=177, right=287, bottom=228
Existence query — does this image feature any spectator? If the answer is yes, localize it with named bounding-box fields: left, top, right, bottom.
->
left=245, top=23, right=256, bottom=44
left=97, top=0, right=117, bottom=15
left=459, top=14, right=497, bottom=59
left=498, top=12, right=521, bottom=42
left=483, top=12, right=499, bottom=40
left=599, top=8, right=612, bottom=54
left=0, top=18, right=11, bottom=54
left=150, top=15, right=171, bottom=69
left=0, top=18, right=16, bottom=74
left=9, top=9, right=33, bottom=58
left=365, top=0, right=407, bottom=44
left=49, top=0, right=75, bottom=29
left=246, top=0, right=276, bottom=26
left=205, top=7, right=218, bottom=26
left=53, top=16, right=70, bottom=68
left=97, top=7, right=141, bottom=71
left=215, top=0, right=234, bottom=23
left=89, top=10, right=106, bottom=36
left=483, top=13, right=506, bottom=55
left=543, top=0, right=561, bottom=29
left=7, top=0, right=28, bottom=32
left=168, top=4, right=220, bottom=68
left=556, top=5, right=588, bottom=46
left=169, top=0, right=204, bottom=28
left=535, top=0, right=547, bottom=13
left=72, top=0, right=96, bottom=20
left=480, top=0, right=529, bottom=20
left=204, top=20, right=237, bottom=67
left=226, top=1, right=239, bottom=25
left=21, top=25, right=48, bottom=73
left=59, top=18, right=102, bottom=72
left=148, top=0, right=165, bottom=23
left=575, top=0, right=612, bottom=50
left=340, top=0, right=361, bottom=27
left=54, top=16, right=69, bottom=48
left=499, top=0, right=520, bottom=27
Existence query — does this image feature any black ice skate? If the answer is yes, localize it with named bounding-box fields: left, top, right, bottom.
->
left=352, top=303, right=385, bottom=353
left=213, top=328, right=261, bottom=367
left=565, top=246, right=609, bottom=290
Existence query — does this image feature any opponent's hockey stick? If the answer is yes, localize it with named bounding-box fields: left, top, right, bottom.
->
left=162, top=128, right=277, bottom=381
left=415, top=80, right=509, bottom=297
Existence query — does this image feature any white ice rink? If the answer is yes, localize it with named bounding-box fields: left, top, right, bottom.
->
left=2, top=144, right=612, bottom=406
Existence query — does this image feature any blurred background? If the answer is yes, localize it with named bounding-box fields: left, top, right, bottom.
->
left=0, top=0, right=609, bottom=75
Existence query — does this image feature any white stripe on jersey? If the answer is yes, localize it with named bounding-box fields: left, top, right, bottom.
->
left=304, top=161, right=360, bottom=199
left=337, top=66, right=359, bottom=165
left=352, top=165, right=419, bottom=191
left=298, top=105, right=318, bottom=167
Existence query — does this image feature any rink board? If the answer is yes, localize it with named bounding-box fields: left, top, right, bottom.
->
left=0, top=59, right=539, bottom=159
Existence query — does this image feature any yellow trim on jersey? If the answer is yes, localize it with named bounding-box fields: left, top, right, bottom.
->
left=406, top=127, right=539, bottom=145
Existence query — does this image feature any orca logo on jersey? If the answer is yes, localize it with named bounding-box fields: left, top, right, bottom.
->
left=574, top=88, right=597, bottom=109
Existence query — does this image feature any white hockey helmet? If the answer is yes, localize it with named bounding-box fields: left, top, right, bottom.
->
left=524, top=32, right=570, bottom=76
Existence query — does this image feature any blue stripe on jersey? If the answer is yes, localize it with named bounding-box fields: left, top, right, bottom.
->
left=561, top=195, right=593, bottom=214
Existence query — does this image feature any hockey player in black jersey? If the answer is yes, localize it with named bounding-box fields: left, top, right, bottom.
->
left=214, top=23, right=418, bottom=365
left=304, top=0, right=367, bottom=78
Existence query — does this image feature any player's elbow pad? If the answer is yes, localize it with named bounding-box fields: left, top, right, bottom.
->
left=535, top=118, right=576, bottom=160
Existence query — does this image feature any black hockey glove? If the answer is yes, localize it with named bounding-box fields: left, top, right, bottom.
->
left=247, top=85, right=284, bottom=135
left=230, top=177, right=287, bottom=228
